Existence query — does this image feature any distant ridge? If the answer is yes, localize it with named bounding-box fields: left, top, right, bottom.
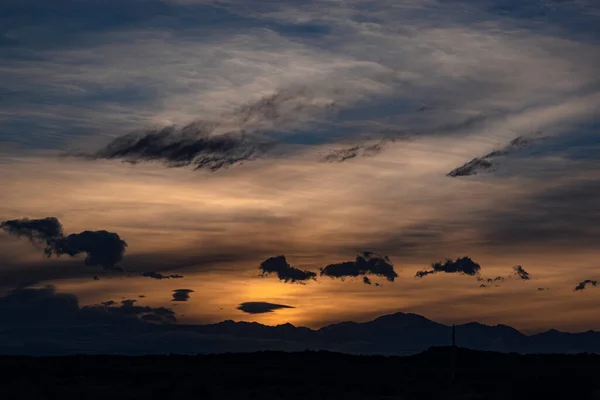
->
left=2, top=311, right=600, bottom=356
left=161, top=311, right=600, bottom=356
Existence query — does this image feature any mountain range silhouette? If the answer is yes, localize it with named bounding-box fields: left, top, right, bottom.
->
left=3, top=311, right=600, bottom=355
left=155, top=312, right=600, bottom=356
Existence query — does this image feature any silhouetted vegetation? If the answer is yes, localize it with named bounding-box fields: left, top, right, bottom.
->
left=2, top=347, right=600, bottom=399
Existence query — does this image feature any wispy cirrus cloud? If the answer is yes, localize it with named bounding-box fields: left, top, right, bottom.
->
left=447, top=134, right=542, bottom=177
left=3, top=0, right=599, bottom=162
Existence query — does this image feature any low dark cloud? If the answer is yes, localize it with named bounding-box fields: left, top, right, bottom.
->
left=86, top=299, right=176, bottom=324
left=447, top=134, right=539, bottom=177
left=477, top=276, right=505, bottom=284
left=0, top=286, right=176, bottom=328
left=142, top=272, right=168, bottom=280
left=574, top=280, right=597, bottom=292
left=259, top=255, right=317, bottom=283
left=141, top=272, right=185, bottom=280
left=236, top=302, right=294, bottom=314
left=172, top=289, right=194, bottom=302
left=1, top=217, right=127, bottom=271
left=0, top=236, right=282, bottom=289
left=513, top=265, right=531, bottom=280
left=320, top=252, right=398, bottom=282
left=415, top=256, right=481, bottom=278
left=363, top=276, right=372, bottom=285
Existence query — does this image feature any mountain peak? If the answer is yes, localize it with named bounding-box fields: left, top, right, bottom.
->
left=371, top=312, right=437, bottom=325
left=276, top=322, right=296, bottom=328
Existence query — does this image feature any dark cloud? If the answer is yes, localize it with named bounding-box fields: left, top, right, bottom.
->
left=537, top=288, right=550, bottom=291
left=319, top=113, right=513, bottom=165
left=141, top=272, right=185, bottom=280
left=49, top=230, right=127, bottom=271
left=142, top=271, right=169, bottom=280
left=574, top=280, right=597, bottom=292
left=236, top=302, right=294, bottom=314
left=320, top=252, right=398, bottom=282
left=86, top=299, right=177, bottom=324
left=447, top=134, right=539, bottom=177
left=363, top=276, right=372, bottom=285
left=0, top=286, right=176, bottom=328
left=477, top=276, right=505, bottom=284
left=78, top=87, right=336, bottom=171
left=445, top=264, right=530, bottom=287
left=415, top=269, right=435, bottom=278
left=172, top=289, right=194, bottom=302
left=323, top=138, right=393, bottom=163
left=447, top=157, right=494, bottom=177
left=513, top=265, right=531, bottom=280
left=1, top=217, right=127, bottom=271
left=415, top=256, right=481, bottom=278
left=121, top=299, right=137, bottom=308
left=87, top=127, right=273, bottom=172
left=0, top=217, right=64, bottom=242
left=259, top=255, right=317, bottom=283
left=320, top=112, right=515, bottom=165
left=0, top=236, right=279, bottom=288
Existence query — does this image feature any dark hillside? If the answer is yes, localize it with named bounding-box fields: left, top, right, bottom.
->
left=2, top=347, right=600, bottom=399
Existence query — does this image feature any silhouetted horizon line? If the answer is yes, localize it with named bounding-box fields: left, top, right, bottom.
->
left=173, top=311, right=599, bottom=336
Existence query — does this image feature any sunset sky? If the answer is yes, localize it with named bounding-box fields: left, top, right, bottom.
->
left=1, top=0, right=600, bottom=335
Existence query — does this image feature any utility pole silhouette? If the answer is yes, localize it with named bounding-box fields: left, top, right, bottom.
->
left=452, top=324, right=456, bottom=347
left=451, top=324, right=456, bottom=383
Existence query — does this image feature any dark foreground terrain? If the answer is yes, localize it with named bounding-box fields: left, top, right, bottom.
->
left=2, top=347, right=600, bottom=400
